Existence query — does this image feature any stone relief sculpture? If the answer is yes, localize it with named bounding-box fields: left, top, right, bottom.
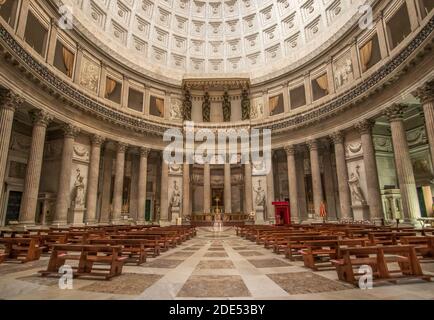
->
left=241, top=88, right=250, bottom=120
left=222, top=90, right=231, bottom=122
left=202, top=92, right=211, bottom=122
left=334, top=57, right=354, bottom=89
left=250, top=99, right=264, bottom=119
left=169, top=163, right=182, bottom=175
left=79, top=58, right=100, bottom=93
left=170, top=99, right=183, bottom=120
left=253, top=180, right=266, bottom=207
left=182, top=87, right=192, bottom=121
left=348, top=166, right=366, bottom=205
left=73, top=145, right=90, bottom=162
left=169, top=181, right=181, bottom=208
left=73, top=168, right=85, bottom=209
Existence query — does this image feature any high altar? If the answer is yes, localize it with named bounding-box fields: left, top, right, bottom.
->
left=272, top=201, right=291, bottom=226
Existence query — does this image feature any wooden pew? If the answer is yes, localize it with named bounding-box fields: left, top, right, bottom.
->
left=110, top=235, right=162, bottom=256
left=0, top=238, right=43, bottom=263
left=39, top=244, right=126, bottom=280
left=35, top=234, right=68, bottom=253
left=88, top=239, right=152, bottom=265
left=400, top=236, right=434, bottom=259
left=368, top=231, right=416, bottom=246
left=331, top=245, right=432, bottom=286
left=284, top=235, right=340, bottom=260
left=0, top=252, right=5, bottom=264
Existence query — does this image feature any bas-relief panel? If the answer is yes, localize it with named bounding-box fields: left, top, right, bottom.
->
left=170, top=98, right=183, bottom=121
left=333, top=51, right=354, bottom=90
left=250, top=97, right=264, bottom=120
left=73, top=143, right=90, bottom=163
left=9, top=132, right=31, bottom=154
left=79, top=56, right=101, bottom=93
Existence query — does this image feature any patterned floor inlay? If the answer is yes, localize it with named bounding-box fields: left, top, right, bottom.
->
left=204, top=252, right=228, bottom=258
left=165, top=252, right=195, bottom=259
left=144, top=259, right=184, bottom=268
left=0, top=259, right=49, bottom=276
left=177, top=275, right=251, bottom=297
left=267, top=272, right=354, bottom=295
left=233, top=247, right=251, bottom=251
left=196, top=260, right=235, bottom=270
left=208, top=247, right=226, bottom=251
left=80, top=273, right=163, bottom=295
left=16, top=274, right=60, bottom=287
left=247, top=258, right=291, bottom=268
left=238, top=251, right=265, bottom=257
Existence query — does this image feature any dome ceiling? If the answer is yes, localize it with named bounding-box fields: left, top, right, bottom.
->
left=62, top=0, right=366, bottom=84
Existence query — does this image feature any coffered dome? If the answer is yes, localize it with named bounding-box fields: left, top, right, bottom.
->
left=60, top=0, right=366, bottom=84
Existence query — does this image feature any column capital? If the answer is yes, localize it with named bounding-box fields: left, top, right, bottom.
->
left=412, top=80, right=434, bottom=104
left=284, top=145, right=296, bottom=156
left=306, top=139, right=319, bottom=151
left=355, top=119, right=375, bottom=135
left=0, top=89, right=24, bottom=112
left=140, top=147, right=151, bottom=157
left=384, top=103, right=406, bottom=122
left=62, top=123, right=80, bottom=138
left=117, top=142, right=128, bottom=153
left=330, top=131, right=344, bottom=144
left=91, top=134, right=105, bottom=146
left=30, top=109, right=53, bottom=128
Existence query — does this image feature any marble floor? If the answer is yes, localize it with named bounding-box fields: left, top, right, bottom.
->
left=1, top=227, right=434, bottom=300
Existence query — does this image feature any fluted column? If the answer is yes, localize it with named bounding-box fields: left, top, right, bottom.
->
left=85, top=135, right=104, bottom=224
left=307, top=140, right=324, bottom=217
left=224, top=161, right=232, bottom=213
left=182, top=161, right=190, bottom=217
left=244, top=161, right=253, bottom=214
left=137, top=147, right=150, bottom=223
left=284, top=145, right=299, bottom=220
left=322, top=142, right=337, bottom=220
left=266, top=159, right=275, bottom=221
left=413, top=81, right=434, bottom=168
left=160, top=158, right=169, bottom=221
left=356, top=120, right=383, bottom=220
left=111, top=142, right=127, bottom=223
left=52, top=124, right=80, bottom=225
left=330, top=131, right=352, bottom=219
left=99, top=147, right=113, bottom=224
left=385, top=104, right=421, bottom=223
left=18, top=110, right=52, bottom=225
left=203, top=163, right=211, bottom=214
left=0, top=90, right=23, bottom=197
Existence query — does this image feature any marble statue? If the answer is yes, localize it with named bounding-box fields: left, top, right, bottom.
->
left=170, top=99, right=183, bottom=120
left=74, top=168, right=85, bottom=208
left=253, top=180, right=266, bottom=207
left=222, top=91, right=231, bottom=122
left=182, top=87, right=192, bottom=121
left=202, top=92, right=211, bottom=122
left=348, top=166, right=366, bottom=204
left=241, top=88, right=250, bottom=120
left=170, top=181, right=181, bottom=208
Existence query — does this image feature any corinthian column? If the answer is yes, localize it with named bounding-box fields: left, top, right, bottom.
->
left=183, top=161, right=190, bottom=217
left=385, top=104, right=421, bottom=223
left=203, top=163, right=211, bottom=214
left=355, top=119, right=383, bottom=220
left=19, top=110, right=53, bottom=225
left=0, top=90, right=23, bottom=196
left=224, top=161, right=232, bottom=214
left=307, top=140, right=324, bottom=217
left=244, top=161, right=253, bottom=214
left=85, top=135, right=104, bottom=224
left=137, top=147, right=150, bottom=223
left=111, top=142, right=127, bottom=224
left=284, top=145, right=299, bottom=220
left=52, top=124, right=80, bottom=225
left=330, top=131, right=352, bottom=219
left=160, top=158, right=169, bottom=221
left=413, top=81, right=434, bottom=167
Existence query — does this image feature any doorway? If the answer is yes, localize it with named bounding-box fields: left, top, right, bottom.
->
left=5, top=191, right=22, bottom=224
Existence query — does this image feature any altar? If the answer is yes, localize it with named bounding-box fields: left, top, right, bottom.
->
left=272, top=201, right=291, bottom=226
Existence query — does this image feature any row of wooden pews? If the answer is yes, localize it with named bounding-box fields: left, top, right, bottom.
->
left=0, top=225, right=196, bottom=280
left=237, top=223, right=434, bottom=286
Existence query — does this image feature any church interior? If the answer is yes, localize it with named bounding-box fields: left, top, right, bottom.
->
left=0, top=0, right=434, bottom=300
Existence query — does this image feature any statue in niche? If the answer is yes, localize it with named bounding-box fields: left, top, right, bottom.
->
left=348, top=165, right=366, bottom=204
left=202, top=92, right=211, bottom=122
left=241, top=88, right=250, bottom=120
left=253, top=180, right=266, bottom=207
left=222, top=91, right=231, bottom=122
left=73, top=168, right=85, bottom=209
left=169, top=181, right=181, bottom=208
left=182, top=87, right=192, bottom=121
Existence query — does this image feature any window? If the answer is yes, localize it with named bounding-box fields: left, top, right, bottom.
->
left=386, top=4, right=412, bottom=50
left=105, top=77, right=122, bottom=104
left=312, top=74, right=329, bottom=101
left=269, top=94, right=284, bottom=116
left=149, top=96, right=164, bottom=117
left=419, top=0, right=434, bottom=19
left=290, top=85, right=306, bottom=109
left=53, top=41, right=75, bottom=77
left=359, top=34, right=382, bottom=72
left=24, top=11, right=48, bottom=57
left=0, top=0, right=19, bottom=28
left=128, top=88, right=144, bottom=112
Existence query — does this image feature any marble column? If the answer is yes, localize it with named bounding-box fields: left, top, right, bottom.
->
left=330, top=131, right=353, bottom=219
left=355, top=119, right=383, bottom=220
left=322, top=142, right=338, bottom=220
left=244, top=162, right=253, bottom=214
left=18, top=110, right=52, bottom=225
left=182, top=162, right=190, bottom=217
left=266, top=159, right=275, bottom=221
left=284, top=145, right=299, bottom=220
left=296, top=150, right=308, bottom=220
left=85, top=135, right=104, bottom=224
left=307, top=140, right=324, bottom=217
left=224, top=161, right=232, bottom=213
left=203, top=163, right=211, bottom=214
left=99, top=147, right=113, bottom=224
left=52, top=124, right=80, bottom=225
left=0, top=90, right=23, bottom=197
left=413, top=81, right=434, bottom=168
left=385, top=104, right=421, bottom=223
left=111, top=142, right=127, bottom=224
left=137, top=147, right=150, bottom=223
left=160, top=159, right=169, bottom=221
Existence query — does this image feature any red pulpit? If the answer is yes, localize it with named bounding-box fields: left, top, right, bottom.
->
left=272, top=201, right=291, bottom=226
